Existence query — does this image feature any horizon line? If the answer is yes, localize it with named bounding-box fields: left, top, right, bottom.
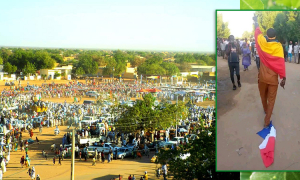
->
left=0, top=45, right=213, bottom=54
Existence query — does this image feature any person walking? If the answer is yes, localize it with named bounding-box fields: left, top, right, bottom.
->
left=58, top=155, right=61, bottom=165
left=108, top=148, right=112, bottom=163
left=101, top=150, right=105, bottom=163
left=45, top=152, right=48, bottom=160
left=20, top=155, right=25, bottom=168
left=254, top=16, right=286, bottom=128
left=79, top=151, right=82, bottom=161
left=220, top=39, right=226, bottom=59
left=294, top=42, right=299, bottom=63
left=288, top=41, right=293, bottom=63
left=92, top=156, right=96, bottom=166
left=53, top=156, right=55, bottom=165
left=241, top=42, right=251, bottom=71
left=144, top=171, right=148, bottom=180
left=132, top=175, right=136, bottom=180
left=254, top=44, right=260, bottom=70
left=225, top=35, right=241, bottom=90
left=298, top=44, right=300, bottom=64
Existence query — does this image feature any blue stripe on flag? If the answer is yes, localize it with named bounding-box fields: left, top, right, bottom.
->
left=257, top=121, right=273, bottom=139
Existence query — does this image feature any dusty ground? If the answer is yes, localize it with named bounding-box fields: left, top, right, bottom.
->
left=3, top=126, right=162, bottom=180
left=217, top=55, right=300, bottom=170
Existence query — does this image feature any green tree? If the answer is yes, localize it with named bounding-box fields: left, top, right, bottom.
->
left=161, top=62, right=180, bottom=76
left=131, top=56, right=145, bottom=67
left=115, top=93, right=186, bottom=133
left=51, top=54, right=63, bottom=63
left=255, top=11, right=281, bottom=35
left=273, top=12, right=289, bottom=43
left=77, top=53, right=98, bottom=74
left=23, top=62, right=36, bottom=76
left=54, top=71, right=61, bottom=79
left=33, top=51, right=56, bottom=70
left=75, top=67, right=85, bottom=75
left=156, top=123, right=215, bottom=179
left=217, top=13, right=230, bottom=38
left=3, top=62, right=17, bottom=74
left=242, top=31, right=252, bottom=40
left=178, top=62, right=191, bottom=72
left=0, top=56, right=3, bottom=65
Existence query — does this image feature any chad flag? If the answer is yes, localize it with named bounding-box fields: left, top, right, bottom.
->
left=255, top=27, right=286, bottom=79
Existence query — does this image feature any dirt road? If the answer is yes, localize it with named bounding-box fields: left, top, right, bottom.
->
left=3, top=126, right=160, bottom=180
left=217, top=55, right=300, bottom=170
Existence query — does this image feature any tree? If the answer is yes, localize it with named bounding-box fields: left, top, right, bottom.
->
left=0, top=56, right=3, bottom=65
left=41, top=74, right=47, bottom=80
left=33, top=51, right=56, bottom=70
left=161, top=62, right=180, bottom=76
left=54, top=71, right=61, bottom=79
left=75, top=67, right=85, bottom=76
left=242, top=31, right=252, bottom=40
left=273, top=13, right=289, bottom=43
left=61, top=72, right=66, bottom=79
left=23, top=62, right=36, bottom=76
left=217, top=13, right=230, bottom=38
left=77, top=53, right=98, bottom=74
left=131, top=56, right=145, bottom=67
left=3, top=62, right=17, bottom=74
left=178, top=62, right=191, bottom=72
left=255, top=11, right=281, bottom=35
left=115, top=93, right=187, bottom=133
left=51, top=54, right=63, bottom=63
left=156, top=122, right=216, bottom=179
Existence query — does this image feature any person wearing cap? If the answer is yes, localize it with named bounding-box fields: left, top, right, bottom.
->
left=253, top=15, right=286, bottom=127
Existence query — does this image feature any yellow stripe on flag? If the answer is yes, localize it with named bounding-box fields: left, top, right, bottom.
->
left=257, top=34, right=284, bottom=58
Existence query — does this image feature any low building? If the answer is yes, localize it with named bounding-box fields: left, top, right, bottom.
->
left=40, top=65, right=72, bottom=80
left=190, top=65, right=215, bottom=72
left=63, top=56, right=75, bottom=61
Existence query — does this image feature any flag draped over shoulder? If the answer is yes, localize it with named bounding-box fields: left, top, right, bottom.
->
left=257, top=121, right=276, bottom=168
left=255, top=27, right=286, bottom=79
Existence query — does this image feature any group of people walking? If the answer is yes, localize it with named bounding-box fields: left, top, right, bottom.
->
left=219, top=16, right=286, bottom=128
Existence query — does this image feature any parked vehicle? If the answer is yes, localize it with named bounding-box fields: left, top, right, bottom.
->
left=114, top=147, right=132, bottom=159
left=83, top=100, right=95, bottom=105
left=86, top=91, right=100, bottom=98
left=147, top=140, right=165, bottom=150
left=168, top=137, right=184, bottom=144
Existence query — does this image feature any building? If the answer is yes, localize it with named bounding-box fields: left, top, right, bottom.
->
left=40, top=65, right=72, bottom=80
left=190, top=65, right=215, bottom=72
left=63, top=56, right=75, bottom=61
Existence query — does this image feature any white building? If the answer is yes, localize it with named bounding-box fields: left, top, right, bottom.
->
left=40, top=65, right=72, bottom=80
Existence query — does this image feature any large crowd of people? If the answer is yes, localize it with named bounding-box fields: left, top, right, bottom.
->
left=0, top=79, right=215, bottom=179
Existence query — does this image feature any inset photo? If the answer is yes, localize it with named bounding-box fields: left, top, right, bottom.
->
left=217, top=10, right=300, bottom=170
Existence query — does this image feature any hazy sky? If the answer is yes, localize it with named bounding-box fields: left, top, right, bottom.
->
left=219, top=11, right=255, bottom=38
left=0, top=0, right=239, bottom=52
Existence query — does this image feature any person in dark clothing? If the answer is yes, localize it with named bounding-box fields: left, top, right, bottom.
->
left=101, top=150, right=105, bottom=163
left=115, top=149, right=118, bottom=160
left=225, top=35, right=241, bottom=90
left=59, top=155, right=61, bottom=165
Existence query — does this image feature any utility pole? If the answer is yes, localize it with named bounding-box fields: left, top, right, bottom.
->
left=71, top=128, right=75, bottom=180
left=175, top=99, right=178, bottom=137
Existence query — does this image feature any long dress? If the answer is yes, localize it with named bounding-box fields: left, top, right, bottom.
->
left=242, top=47, right=251, bottom=69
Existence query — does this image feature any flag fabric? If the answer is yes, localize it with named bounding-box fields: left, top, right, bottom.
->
left=257, top=122, right=276, bottom=168
left=255, top=27, right=286, bottom=79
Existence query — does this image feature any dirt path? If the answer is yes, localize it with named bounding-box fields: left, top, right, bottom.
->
left=217, top=55, right=300, bottom=170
